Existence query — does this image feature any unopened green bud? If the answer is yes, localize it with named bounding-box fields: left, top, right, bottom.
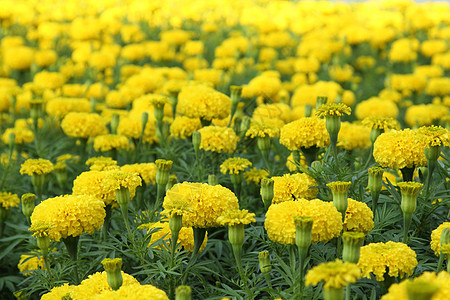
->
left=230, top=86, right=242, bottom=107
left=110, top=114, right=120, bottom=134
left=156, top=159, right=173, bottom=186
left=36, top=235, right=50, bottom=257
left=260, top=178, right=274, bottom=210
left=342, top=232, right=364, bottom=264
left=398, top=181, right=423, bottom=215
left=166, top=174, right=178, bottom=191
left=294, top=216, right=313, bottom=255
left=370, top=128, right=383, bottom=144
left=325, top=115, right=341, bottom=137
left=327, top=181, right=351, bottom=218
left=425, top=145, right=441, bottom=162
left=258, top=251, right=271, bottom=274
left=368, top=167, right=383, bottom=194
left=230, top=173, right=243, bottom=187
left=176, top=285, right=191, bottom=300
left=228, top=224, right=245, bottom=248
left=169, top=214, right=183, bottom=237
left=208, top=174, right=218, bottom=186
left=440, top=228, right=450, bottom=246
left=304, top=104, right=313, bottom=118
left=257, top=136, right=271, bottom=152
left=239, top=116, right=251, bottom=137
left=102, top=258, right=123, bottom=291
left=192, top=131, right=201, bottom=155
left=141, top=112, right=149, bottom=132
left=116, top=186, right=130, bottom=209
left=406, top=279, right=438, bottom=300
left=21, top=193, right=36, bottom=220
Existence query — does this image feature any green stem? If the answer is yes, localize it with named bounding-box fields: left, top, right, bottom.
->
left=62, top=236, right=80, bottom=284
left=298, top=247, right=308, bottom=299
left=154, top=184, right=165, bottom=212
left=233, top=244, right=253, bottom=299
left=102, top=205, right=112, bottom=241
left=120, top=206, right=133, bottom=239
left=403, top=212, right=413, bottom=244
left=182, top=228, right=207, bottom=284
left=437, top=252, right=445, bottom=272
left=289, top=245, right=296, bottom=275
left=345, top=284, right=351, bottom=300
left=43, top=254, right=53, bottom=282
left=363, top=144, right=374, bottom=169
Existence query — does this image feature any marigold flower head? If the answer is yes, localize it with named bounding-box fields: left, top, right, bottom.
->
left=177, top=85, right=231, bottom=121
left=355, top=98, right=399, bottom=120
left=344, top=199, right=374, bottom=234
left=161, top=196, right=193, bottom=218
left=0, top=192, right=19, bottom=210
left=373, top=129, right=427, bottom=169
left=46, top=97, right=91, bottom=119
left=2, top=127, right=34, bottom=144
left=305, top=259, right=361, bottom=290
left=245, top=121, right=280, bottom=139
left=280, top=117, right=330, bottom=151
left=220, top=157, right=252, bottom=175
left=272, top=173, right=318, bottom=203
left=93, top=134, right=130, bottom=152
left=381, top=271, right=450, bottom=300
left=358, top=241, right=417, bottom=281
left=163, top=182, right=239, bottom=228
left=253, top=103, right=291, bottom=124
left=337, top=122, right=371, bottom=150
left=41, top=283, right=74, bottom=300
left=198, top=126, right=239, bottom=153
left=61, top=112, right=108, bottom=138
left=431, top=222, right=450, bottom=256
left=104, top=170, right=142, bottom=192
left=405, top=104, right=448, bottom=127
left=217, top=209, right=256, bottom=226
left=361, top=116, right=400, bottom=131
left=86, top=156, right=118, bottom=171
left=20, top=158, right=54, bottom=176
left=315, top=103, right=351, bottom=118
left=30, top=195, right=105, bottom=241
left=170, top=116, right=202, bottom=139
left=265, top=199, right=342, bottom=244
left=90, top=283, right=169, bottom=300
left=244, top=168, right=269, bottom=185
left=121, top=163, right=157, bottom=185
left=29, top=221, right=53, bottom=238
left=18, top=254, right=45, bottom=276
left=416, top=125, right=449, bottom=147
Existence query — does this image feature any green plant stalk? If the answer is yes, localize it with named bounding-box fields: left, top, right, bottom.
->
left=62, top=236, right=80, bottom=284
left=324, top=287, right=344, bottom=300
left=232, top=244, right=253, bottom=299
left=424, top=159, right=436, bottom=197
left=363, top=144, right=374, bottom=169
left=297, top=246, right=308, bottom=299
left=43, top=253, right=53, bottom=283
left=403, top=212, right=413, bottom=244
left=447, top=259, right=450, bottom=273
left=154, top=184, right=165, bottom=212
left=120, top=205, right=133, bottom=239
left=289, top=245, right=296, bottom=276
left=437, top=252, right=445, bottom=272
left=345, top=284, right=351, bottom=300
left=102, top=205, right=112, bottom=241
left=182, top=228, right=207, bottom=284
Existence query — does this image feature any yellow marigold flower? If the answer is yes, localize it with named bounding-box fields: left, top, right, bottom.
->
left=3, top=46, right=34, bottom=70
left=405, top=104, right=448, bottom=127
left=57, top=154, right=79, bottom=164
left=0, top=192, right=19, bottom=210
left=20, top=158, right=54, bottom=176
left=90, top=283, right=169, bottom=300
left=329, top=64, right=354, bottom=82
left=30, top=195, right=106, bottom=241
left=163, top=182, right=239, bottom=228
left=18, top=254, right=45, bottom=276
left=361, top=116, right=400, bottom=131
left=117, top=115, right=157, bottom=144
left=430, top=222, right=450, bottom=256
left=373, top=129, right=427, bottom=169
left=421, top=39, right=447, bottom=57
left=220, top=157, right=252, bottom=175
left=86, top=156, right=118, bottom=171
left=121, top=163, right=157, bottom=185
left=272, top=173, right=318, bottom=203
left=244, top=168, right=269, bottom=185
left=388, top=38, right=419, bottom=63
left=358, top=241, right=417, bottom=281
left=253, top=103, right=291, bottom=124
left=426, top=77, right=450, bottom=96
left=177, top=85, right=231, bottom=121
left=316, top=103, right=351, bottom=118
left=41, top=283, right=74, bottom=300
left=169, top=116, right=202, bottom=139
left=305, top=259, right=361, bottom=290
left=61, top=112, right=108, bottom=138
left=68, top=271, right=139, bottom=300
left=280, top=117, right=330, bottom=151
left=286, top=152, right=307, bottom=172
left=46, top=97, right=91, bottom=119
left=355, top=97, right=399, bottom=120
left=93, top=134, right=130, bottom=152
left=245, top=121, right=280, bottom=138
left=198, top=126, right=239, bottom=153
left=141, top=221, right=207, bottom=253
left=381, top=271, right=450, bottom=300
left=104, top=171, right=142, bottom=193
left=416, top=126, right=449, bottom=147
left=217, top=209, right=256, bottom=226
left=243, top=74, right=282, bottom=100
left=73, top=171, right=116, bottom=205
left=2, top=127, right=34, bottom=144
left=161, top=197, right=193, bottom=218
left=291, top=81, right=342, bottom=107
left=337, top=122, right=371, bottom=150
left=193, top=68, right=222, bottom=87
left=344, top=199, right=374, bottom=234
left=33, top=71, right=66, bottom=90
left=264, top=199, right=342, bottom=244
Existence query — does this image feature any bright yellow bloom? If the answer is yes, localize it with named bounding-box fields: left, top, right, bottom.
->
left=305, top=259, right=361, bottom=290
left=91, top=283, right=169, bottom=300
left=86, top=156, right=118, bottom=171
left=361, top=116, right=400, bottom=131
left=405, top=104, right=448, bottom=127
left=315, top=103, right=351, bottom=118
left=30, top=195, right=105, bottom=241
left=121, top=163, right=157, bottom=185
left=265, top=199, right=342, bottom=244
left=344, top=199, right=374, bottom=233
left=272, top=173, right=318, bottom=203
left=2, top=127, right=34, bottom=144
left=430, top=222, right=450, bottom=256
left=0, top=192, right=19, bottom=210
left=41, top=283, right=74, bottom=300
left=245, top=121, right=280, bottom=139
left=93, top=134, right=130, bottom=152
left=61, top=112, right=108, bottom=138
left=46, top=97, right=91, bottom=119
left=217, top=209, right=256, bottom=226
left=198, top=126, right=239, bottom=153
left=18, top=254, right=45, bottom=276
left=358, top=241, right=417, bottom=281
left=337, top=122, right=371, bottom=150
left=220, top=157, right=252, bottom=175
left=355, top=98, right=399, bottom=120
left=244, top=168, right=269, bottom=184
left=253, top=103, right=291, bottom=124
left=20, top=159, right=54, bottom=176
left=280, top=117, right=330, bottom=151
left=4, top=46, right=34, bottom=70
left=170, top=116, right=202, bottom=139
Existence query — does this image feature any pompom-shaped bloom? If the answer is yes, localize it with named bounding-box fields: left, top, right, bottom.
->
left=93, top=134, right=130, bottom=152
left=416, top=126, right=449, bottom=147
left=430, top=222, right=450, bottom=256
left=344, top=199, right=374, bottom=233
left=220, top=157, right=252, bottom=175
left=305, top=259, right=361, bottom=290
left=140, top=221, right=207, bottom=253
left=362, top=116, right=400, bottom=132
left=2, top=127, right=34, bottom=144
left=217, top=209, right=256, bottom=226
left=373, top=129, right=427, bottom=169
left=41, top=283, right=74, bottom=300
left=163, top=182, right=239, bottom=228
left=358, top=241, right=417, bottom=281
left=243, top=74, right=282, bottom=100
left=338, top=122, right=371, bottom=150
left=92, top=283, right=169, bottom=300
left=315, top=103, right=351, bottom=118
left=198, top=126, right=239, bottom=153
left=117, top=115, right=157, bottom=144
left=355, top=98, right=399, bottom=120
left=20, top=158, right=54, bottom=176
left=405, top=104, right=448, bottom=127
left=245, top=121, right=280, bottom=138
left=244, top=168, right=269, bottom=184
left=265, top=199, right=343, bottom=244
left=280, top=117, right=330, bottom=151
left=46, top=97, right=91, bottom=119
left=0, top=192, right=19, bottom=210
left=103, top=170, right=142, bottom=194
left=272, top=173, right=318, bottom=203
left=18, top=254, right=45, bottom=276
left=4, top=46, right=34, bottom=70
left=177, top=85, right=231, bottom=121
left=121, top=163, right=157, bottom=185
left=253, top=103, right=292, bottom=124
left=381, top=271, right=450, bottom=300
left=61, top=112, right=108, bottom=138
left=170, top=116, right=201, bottom=139
left=30, top=195, right=106, bottom=241
left=73, top=171, right=117, bottom=205
left=86, top=156, right=118, bottom=171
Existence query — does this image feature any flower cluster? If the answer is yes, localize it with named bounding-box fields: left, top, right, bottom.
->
left=271, top=173, right=318, bottom=203
left=280, top=117, right=330, bottom=151
left=220, top=157, right=252, bottom=175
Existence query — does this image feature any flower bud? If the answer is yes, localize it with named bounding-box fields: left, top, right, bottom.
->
left=370, top=128, right=383, bottom=144
left=228, top=224, right=245, bottom=248
left=304, top=104, right=313, bottom=118
left=239, top=116, right=251, bottom=137
left=258, top=251, right=271, bottom=274
left=260, top=178, right=274, bottom=210
left=342, top=232, right=364, bottom=264
left=294, top=216, right=313, bottom=255
left=327, top=181, right=351, bottom=219
left=169, top=214, right=183, bottom=238
left=325, top=115, right=341, bottom=137
left=398, top=181, right=423, bottom=216
left=368, top=167, right=383, bottom=194
left=116, top=186, right=130, bottom=210
left=208, top=174, right=218, bottom=186
left=425, top=145, right=441, bottom=162
left=166, top=174, right=178, bottom=191
left=192, top=131, right=201, bottom=155
left=257, top=136, right=271, bottom=153
left=176, top=285, right=191, bottom=300
left=156, top=159, right=173, bottom=187
left=21, top=193, right=36, bottom=221
left=141, top=112, right=149, bottom=133
left=440, top=228, right=450, bottom=247
left=102, top=258, right=123, bottom=291
left=110, top=114, right=120, bottom=134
